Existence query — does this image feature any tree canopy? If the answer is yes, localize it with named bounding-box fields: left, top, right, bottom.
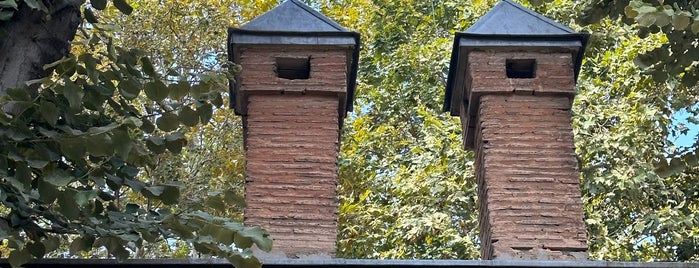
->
left=1, top=0, right=699, bottom=267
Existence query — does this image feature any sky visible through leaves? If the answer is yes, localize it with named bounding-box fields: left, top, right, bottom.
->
left=672, top=109, right=699, bottom=149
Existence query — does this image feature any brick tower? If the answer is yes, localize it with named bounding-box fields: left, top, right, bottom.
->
left=443, top=0, right=589, bottom=260
left=228, top=0, right=359, bottom=258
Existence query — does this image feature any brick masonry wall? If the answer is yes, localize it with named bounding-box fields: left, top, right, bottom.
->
left=467, top=51, right=575, bottom=96
left=244, top=94, right=340, bottom=258
left=238, top=46, right=349, bottom=258
left=468, top=51, right=587, bottom=260
left=238, top=46, right=347, bottom=94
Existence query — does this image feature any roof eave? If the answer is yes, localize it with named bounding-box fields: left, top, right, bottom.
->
left=227, top=27, right=361, bottom=115
left=443, top=32, right=589, bottom=114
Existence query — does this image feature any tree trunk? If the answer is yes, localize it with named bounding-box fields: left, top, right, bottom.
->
left=0, top=0, right=83, bottom=97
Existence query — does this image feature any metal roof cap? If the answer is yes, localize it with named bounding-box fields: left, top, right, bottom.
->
left=228, top=0, right=360, bottom=114
left=443, top=0, right=589, bottom=115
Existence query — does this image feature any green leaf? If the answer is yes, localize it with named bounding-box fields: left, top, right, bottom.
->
left=103, top=237, right=130, bottom=261
left=40, top=101, right=59, bottom=126
left=178, top=106, right=199, bottom=127
left=106, top=173, right=124, bottom=190
left=163, top=215, right=195, bottom=239
left=44, top=168, right=74, bottom=187
left=56, top=57, right=77, bottom=76
left=121, top=116, right=142, bottom=128
left=205, top=195, right=226, bottom=212
left=10, top=163, right=31, bottom=191
left=0, top=0, right=18, bottom=9
left=224, top=189, right=246, bottom=207
left=59, top=137, right=86, bottom=161
left=118, top=78, right=141, bottom=100
left=86, top=134, right=114, bottom=157
left=198, top=103, right=213, bottom=124
left=168, top=81, right=190, bottom=100
left=25, top=147, right=53, bottom=169
left=8, top=248, right=32, bottom=268
left=63, top=82, right=85, bottom=112
left=144, top=185, right=165, bottom=196
left=43, top=236, right=60, bottom=253
left=69, top=235, right=95, bottom=255
left=57, top=189, right=80, bottom=220
left=75, top=190, right=98, bottom=208
left=234, top=233, right=254, bottom=248
left=83, top=7, right=99, bottom=24
left=156, top=112, right=179, bottom=132
left=24, top=0, right=43, bottom=10
left=113, top=0, right=133, bottom=15
left=164, top=132, right=186, bottom=154
left=692, top=20, right=699, bottom=34
left=38, top=178, right=61, bottom=203
left=681, top=70, right=699, bottom=87
left=7, top=127, right=31, bottom=141
left=140, top=118, right=155, bottom=133
left=624, top=5, right=639, bottom=18
left=119, top=164, right=139, bottom=178
left=146, top=136, right=166, bottom=154
left=238, top=226, right=272, bottom=252
left=0, top=10, right=13, bottom=21
left=91, top=0, right=107, bottom=10
left=7, top=87, right=30, bottom=101
left=653, top=12, right=671, bottom=27
left=87, top=123, right=120, bottom=135
left=211, top=93, right=224, bottom=107
left=141, top=57, right=156, bottom=77
left=158, top=184, right=180, bottom=205
left=144, top=80, right=168, bottom=102
left=125, top=203, right=139, bottom=213
left=672, top=13, right=690, bottom=29
left=204, top=223, right=235, bottom=245
left=141, top=230, right=159, bottom=243
left=111, top=128, right=133, bottom=159
left=636, top=13, right=656, bottom=27
left=27, top=240, right=46, bottom=258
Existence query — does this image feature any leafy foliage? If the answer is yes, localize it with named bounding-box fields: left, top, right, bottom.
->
left=534, top=0, right=699, bottom=261
left=325, top=0, right=699, bottom=262
left=0, top=1, right=271, bottom=267
left=318, top=0, right=497, bottom=259
left=575, top=0, right=699, bottom=175
left=3, top=0, right=699, bottom=265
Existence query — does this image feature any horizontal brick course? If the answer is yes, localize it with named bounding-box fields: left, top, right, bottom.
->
left=238, top=47, right=348, bottom=95
left=244, top=93, right=341, bottom=258
left=466, top=51, right=575, bottom=98
left=473, top=92, right=587, bottom=260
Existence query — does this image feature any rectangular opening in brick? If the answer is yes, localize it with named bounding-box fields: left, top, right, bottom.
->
left=506, top=59, right=536, bottom=79
left=276, top=57, right=311, bottom=80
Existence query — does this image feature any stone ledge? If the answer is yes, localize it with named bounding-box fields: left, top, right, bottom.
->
left=2, top=259, right=698, bottom=268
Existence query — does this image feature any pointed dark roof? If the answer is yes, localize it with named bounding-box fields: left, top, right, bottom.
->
left=442, top=0, right=589, bottom=116
left=228, top=0, right=358, bottom=46
left=228, top=0, right=360, bottom=115
left=240, top=0, right=348, bottom=32
left=466, top=0, right=575, bottom=35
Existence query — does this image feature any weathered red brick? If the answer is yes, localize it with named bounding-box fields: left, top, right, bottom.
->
left=466, top=51, right=587, bottom=260
left=239, top=46, right=347, bottom=258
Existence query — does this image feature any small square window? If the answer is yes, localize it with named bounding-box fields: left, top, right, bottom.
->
left=276, top=57, right=310, bottom=80
left=506, top=59, right=536, bottom=79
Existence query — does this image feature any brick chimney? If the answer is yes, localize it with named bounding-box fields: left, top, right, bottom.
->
left=228, top=0, right=359, bottom=258
left=443, top=0, right=589, bottom=260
